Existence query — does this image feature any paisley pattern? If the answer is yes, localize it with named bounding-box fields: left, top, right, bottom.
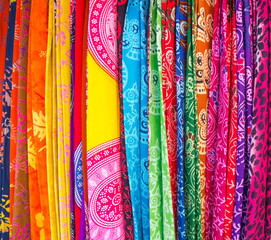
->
left=162, top=0, right=178, bottom=230
left=88, top=0, right=118, bottom=79
left=176, top=0, right=187, bottom=238
left=87, top=138, right=125, bottom=240
left=75, top=142, right=83, bottom=209
left=205, top=0, right=221, bottom=238
left=210, top=0, right=230, bottom=237
left=55, top=0, right=72, bottom=238
left=231, top=0, right=253, bottom=238
left=223, top=1, right=238, bottom=238
left=116, top=0, right=134, bottom=239
left=183, top=0, right=202, bottom=238
left=87, top=0, right=126, bottom=239
left=148, top=0, right=176, bottom=239
left=195, top=0, right=214, bottom=237
left=1, top=0, right=271, bottom=238
left=122, top=0, right=150, bottom=239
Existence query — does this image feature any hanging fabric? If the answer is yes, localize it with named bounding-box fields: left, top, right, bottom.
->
left=184, top=0, right=202, bottom=237
left=122, top=0, right=150, bottom=239
left=86, top=0, right=126, bottom=239
left=46, top=0, right=60, bottom=238
left=194, top=0, right=214, bottom=237
left=27, top=0, right=51, bottom=238
left=245, top=0, right=270, bottom=237
left=176, top=0, right=187, bottom=238
left=117, top=1, right=135, bottom=239
left=11, top=0, right=31, bottom=238
left=0, top=1, right=17, bottom=238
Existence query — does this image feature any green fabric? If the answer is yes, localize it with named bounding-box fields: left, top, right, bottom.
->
left=148, top=0, right=176, bottom=239
left=184, top=0, right=202, bottom=239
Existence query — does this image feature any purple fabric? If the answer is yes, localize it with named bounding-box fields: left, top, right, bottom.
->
left=240, top=0, right=253, bottom=237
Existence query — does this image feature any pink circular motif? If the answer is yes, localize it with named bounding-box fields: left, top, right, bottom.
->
left=88, top=0, right=118, bottom=79
left=90, top=171, right=123, bottom=229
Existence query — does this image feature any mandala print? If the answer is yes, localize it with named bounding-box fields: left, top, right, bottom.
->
left=87, top=138, right=125, bottom=240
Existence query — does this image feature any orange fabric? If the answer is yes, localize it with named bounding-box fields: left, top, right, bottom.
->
left=27, top=0, right=51, bottom=238
left=195, top=0, right=214, bottom=238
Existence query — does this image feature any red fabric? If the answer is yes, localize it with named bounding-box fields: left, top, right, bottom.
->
left=162, top=0, right=177, bottom=229
left=74, top=0, right=87, bottom=238
left=224, top=3, right=238, bottom=238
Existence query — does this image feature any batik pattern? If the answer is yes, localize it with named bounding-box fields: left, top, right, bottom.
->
left=116, top=0, right=134, bottom=239
left=209, top=0, right=230, bottom=237
left=0, top=1, right=16, bottom=238
left=231, top=0, right=253, bottom=237
left=122, top=0, right=150, bottom=239
left=148, top=0, right=176, bottom=239
left=195, top=0, right=214, bottom=237
left=11, top=0, right=31, bottom=238
left=161, top=0, right=177, bottom=229
left=176, top=1, right=187, bottom=238
left=205, top=0, right=221, bottom=238
left=223, top=1, right=238, bottom=238
left=56, top=0, right=71, bottom=238
left=184, top=0, right=202, bottom=237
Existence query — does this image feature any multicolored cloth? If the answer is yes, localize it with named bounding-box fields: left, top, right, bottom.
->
left=86, top=1, right=126, bottom=239
left=148, top=0, right=176, bottom=239
left=0, top=0, right=271, bottom=239
left=0, top=1, right=16, bottom=238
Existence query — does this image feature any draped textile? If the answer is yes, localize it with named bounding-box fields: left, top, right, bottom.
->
left=0, top=0, right=9, bottom=140
left=209, top=0, right=230, bottom=237
left=116, top=1, right=135, bottom=239
left=81, top=0, right=90, bottom=237
left=11, top=0, right=31, bottom=238
left=176, top=1, right=187, bottom=238
left=194, top=0, right=214, bottom=237
left=27, top=0, right=51, bottom=238
left=87, top=0, right=126, bottom=239
left=232, top=0, right=253, bottom=237
left=122, top=0, right=150, bottom=239
left=240, top=0, right=253, bottom=238
left=184, top=0, right=202, bottom=237
left=231, top=0, right=246, bottom=237
left=224, top=1, right=238, bottom=238
left=148, top=0, right=176, bottom=239
left=70, top=1, right=76, bottom=238
left=9, top=0, right=21, bottom=229
left=0, top=1, right=16, bottom=238
left=245, top=0, right=271, bottom=238
left=55, top=0, right=72, bottom=238
left=74, top=0, right=88, bottom=238
left=161, top=0, right=177, bottom=230
left=205, top=0, right=221, bottom=237
left=46, top=0, right=60, bottom=238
